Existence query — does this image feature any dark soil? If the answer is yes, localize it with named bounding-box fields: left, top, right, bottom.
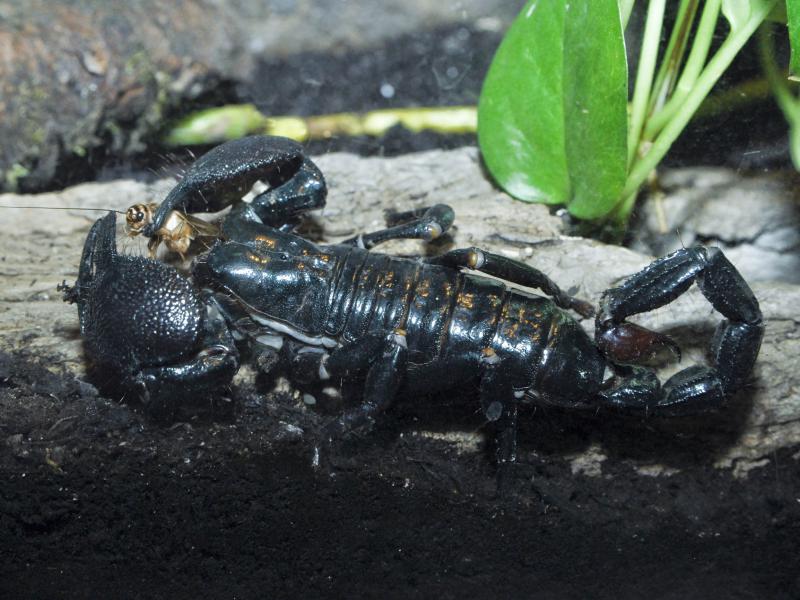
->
left=2, top=351, right=799, bottom=599
left=243, top=24, right=494, bottom=158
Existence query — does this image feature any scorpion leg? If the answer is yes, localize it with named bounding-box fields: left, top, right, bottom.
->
left=479, top=355, right=520, bottom=490
left=287, top=332, right=409, bottom=437
left=596, top=247, right=763, bottom=416
left=286, top=334, right=386, bottom=386
left=327, top=335, right=407, bottom=437
left=427, top=247, right=594, bottom=318
left=340, top=204, right=454, bottom=249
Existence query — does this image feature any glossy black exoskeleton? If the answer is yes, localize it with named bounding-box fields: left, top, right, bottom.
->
left=61, top=135, right=764, bottom=468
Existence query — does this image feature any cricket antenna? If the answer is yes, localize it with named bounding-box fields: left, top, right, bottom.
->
left=0, top=205, right=126, bottom=214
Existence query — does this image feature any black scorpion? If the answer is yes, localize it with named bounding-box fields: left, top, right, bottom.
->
left=61, top=135, right=764, bottom=467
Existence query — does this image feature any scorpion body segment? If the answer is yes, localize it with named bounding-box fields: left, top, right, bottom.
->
left=194, top=237, right=607, bottom=404
left=63, top=135, right=763, bottom=468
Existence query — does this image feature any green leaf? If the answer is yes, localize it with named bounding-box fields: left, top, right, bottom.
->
left=787, top=0, right=800, bottom=76
left=790, top=114, right=800, bottom=169
left=478, top=0, right=628, bottom=219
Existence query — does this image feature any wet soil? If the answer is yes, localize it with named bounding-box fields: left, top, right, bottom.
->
left=2, top=351, right=799, bottom=599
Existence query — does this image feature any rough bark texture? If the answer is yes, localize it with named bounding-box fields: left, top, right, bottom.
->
left=1, top=147, right=798, bottom=477
left=0, top=0, right=518, bottom=192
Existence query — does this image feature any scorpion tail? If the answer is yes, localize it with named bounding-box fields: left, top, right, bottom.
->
left=594, top=247, right=763, bottom=417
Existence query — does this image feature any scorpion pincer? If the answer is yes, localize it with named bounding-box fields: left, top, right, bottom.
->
left=60, top=135, right=764, bottom=468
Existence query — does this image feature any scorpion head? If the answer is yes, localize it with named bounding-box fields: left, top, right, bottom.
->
left=64, top=212, right=205, bottom=374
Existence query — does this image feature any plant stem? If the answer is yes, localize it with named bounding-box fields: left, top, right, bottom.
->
left=644, top=0, right=721, bottom=140
left=647, top=0, right=699, bottom=114
left=627, top=0, right=666, bottom=168
left=758, top=24, right=800, bottom=123
left=163, top=105, right=477, bottom=146
left=619, top=0, right=777, bottom=214
left=619, top=0, right=636, bottom=30
left=757, top=23, right=800, bottom=168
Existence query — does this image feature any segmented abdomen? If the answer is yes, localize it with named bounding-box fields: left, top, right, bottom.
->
left=323, top=249, right=544, bottom=365
left=323, top=246, right=605, bottom=399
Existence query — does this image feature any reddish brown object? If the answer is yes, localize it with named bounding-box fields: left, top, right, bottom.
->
left=596, top=320, right=682, bottom=366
